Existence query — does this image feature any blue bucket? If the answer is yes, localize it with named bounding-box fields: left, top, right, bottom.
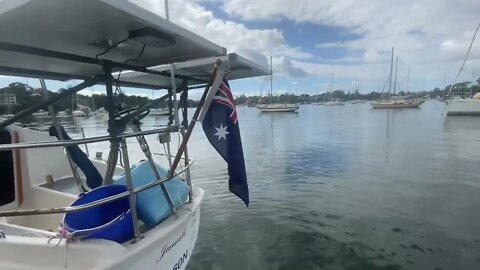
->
left=63, top=184, right=135, bottom=243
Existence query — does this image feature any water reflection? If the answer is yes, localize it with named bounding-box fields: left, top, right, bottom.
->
left=21, top=102, right=480, bottom=270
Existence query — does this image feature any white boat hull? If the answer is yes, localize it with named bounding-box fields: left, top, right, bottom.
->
left=72, top=110, right=87, bottom=117
left=150, top=109, right=170, bottom=116
left=324, top=101, right=345, bottom=106
left=446, top=98, right=480, bottom=115
left=257, top=104, right=299, bottom=112
left=0, top=188, right=203, bottom=270
left=370, top=100, right=422, bottom=109
left=350, top=100, right=367, bottom=104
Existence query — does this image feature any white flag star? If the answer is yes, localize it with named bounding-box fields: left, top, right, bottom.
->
left=214, top=124, right=229, bottom=141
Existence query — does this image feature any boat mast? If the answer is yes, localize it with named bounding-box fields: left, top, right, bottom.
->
left=270, top=56, right=273, bottom=101
left=354, top=79, right=357, bottom=100
left=471, top=68, right=475, bottom=97
left=388, top=47, right=394, bottom=97
left=442, top=73, right=446, bottom=97
left=393, top=56, right=398, bottom=95
left=330, top=73, right=334, bottom=101
left=91, top=87, right=96, bottom=111
left=406, top=68, right=410, bottom=92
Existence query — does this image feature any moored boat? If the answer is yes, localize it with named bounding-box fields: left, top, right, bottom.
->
left=257, top=104, right=299, bottom=112
left=0, top=1, right=267, bottom=269
left=371, top=98, right=423, bottom=109
left=446, top=94, right=480, bottom=115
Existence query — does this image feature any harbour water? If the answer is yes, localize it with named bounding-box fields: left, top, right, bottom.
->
left=29, top=101, right=480, bottom=270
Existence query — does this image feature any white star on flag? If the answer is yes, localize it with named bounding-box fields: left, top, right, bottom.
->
left=214, top=124, right=229, bottom=141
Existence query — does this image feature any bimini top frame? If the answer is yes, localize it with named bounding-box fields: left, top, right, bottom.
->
left=0, top=0, right=229, bottom=128
left=118, top=53, right=271, bottom=88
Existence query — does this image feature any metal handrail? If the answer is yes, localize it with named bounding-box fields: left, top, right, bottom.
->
left=0, top=126, right=178, bottom=151
left=0, top=156, right=194, bottom=217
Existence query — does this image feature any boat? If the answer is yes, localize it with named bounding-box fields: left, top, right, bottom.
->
left=371, top=48, right=422, bottom=109
left=150, top=108, right=170, bottom=116
left=257, top=56, right=299, bottom=112
left=257, top=104, right=299, bottom=112
left=371, top=97, right=423, bottom=108
left=56, top=110, right=70, bottom=118
left=350, top=100, right=367, bottom=104
left=324, top=73, right=345, bottom=106
left=350, top=81, right=366, bottom=104
left=324, top=99, right=345, bottom=106
left=72, top=109, right=88, bottom=117
left=446, top=93, right=480, bottom=115
left=445, top=22, right=480, bottom=116
left=72, top=93, right=90, bottom=117
left=32, top=109, right=50, bottom=118
left=0, top=1, right=267, bottom=269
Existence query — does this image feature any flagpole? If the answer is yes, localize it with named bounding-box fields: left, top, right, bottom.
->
left=167, top=59, right=222, bottom=180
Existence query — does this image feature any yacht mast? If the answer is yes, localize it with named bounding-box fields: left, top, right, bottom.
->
left=393, top=56, right=398, bottom=95
left=388, top=47, right=394, bottom=97
left=330, top=73, right=334, bottom=101
left=406, top=68, right=410, bottom=92
left=270, top=56, right=273, bottom=98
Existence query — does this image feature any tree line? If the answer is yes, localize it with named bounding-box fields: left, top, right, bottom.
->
left=1, top=78, right=479, bottom=115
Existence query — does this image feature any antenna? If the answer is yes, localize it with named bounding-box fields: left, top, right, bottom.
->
left=164, top=0, right=170, bottom=20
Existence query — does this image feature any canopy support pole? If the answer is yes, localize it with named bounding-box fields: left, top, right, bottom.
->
left=128, top=123, right=177, bottom=215
left=119, top=138, right=141, bottom=243
left=103, top=62, right=119, bottom=185
left=166, top=61, right=221, bottom=181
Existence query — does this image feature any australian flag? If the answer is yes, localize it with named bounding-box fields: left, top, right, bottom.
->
left=201, top=78, right=249, bottom=206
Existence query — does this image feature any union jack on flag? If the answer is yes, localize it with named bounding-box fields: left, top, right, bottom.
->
left=212, top=79, right=238, bottom=124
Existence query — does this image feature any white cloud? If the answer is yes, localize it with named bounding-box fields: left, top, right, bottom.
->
left=279, top=57, right=309, bottom=77
left=316, top=41, right=348, bottom=49
left=130, top=0, right=312, bottom=68
left=221, top=0, right=480, bottom=90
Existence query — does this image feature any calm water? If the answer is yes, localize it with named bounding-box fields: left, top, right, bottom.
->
left=30, top=101, right=480, bottom=270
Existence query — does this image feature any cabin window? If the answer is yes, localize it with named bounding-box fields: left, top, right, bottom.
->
left=0, top=129, right=15, bottom=206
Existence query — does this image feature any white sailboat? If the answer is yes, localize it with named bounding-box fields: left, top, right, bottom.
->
left=371, top=48, right=422, bottom=109
left=350, top=80, right=366, bottom=104
left=324, top=73, right=345, bottom=106
left=149, top=90, right=170, bottom=116
left=446, top=22, right=480, bottom=116
left=0, top=1, right=267, bottom=269
left=257, top=57, right=299, bottom=112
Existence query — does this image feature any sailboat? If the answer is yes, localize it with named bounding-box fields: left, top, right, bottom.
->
left=350, top=80, right=366, bottom=104
left=371, top=48, right=422, bottom=109
left=257, top=57, right=299, bottom=112
left=72, top=93, right=89, bottom=117
left=148, top=90, right=170, bottom=116
left=324, top=73, right=345, bottom=106
left=446, top=22, right=480, bottom=116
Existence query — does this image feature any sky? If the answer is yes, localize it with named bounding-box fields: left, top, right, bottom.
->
left=1, top=0, right=480, bottom=98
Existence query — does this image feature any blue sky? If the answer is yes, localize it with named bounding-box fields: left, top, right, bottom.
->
left=1, top=0, right=480, bottom=99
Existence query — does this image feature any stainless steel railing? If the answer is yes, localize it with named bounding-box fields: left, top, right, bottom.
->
left=0, top=126, right=191, bottom=243
left=0, top=126, right=177, bottom=151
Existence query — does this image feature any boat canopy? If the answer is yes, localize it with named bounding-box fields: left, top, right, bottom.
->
left=118, top=53, right=271, bottom=88
left=0, top=0, right=226, bottom=82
